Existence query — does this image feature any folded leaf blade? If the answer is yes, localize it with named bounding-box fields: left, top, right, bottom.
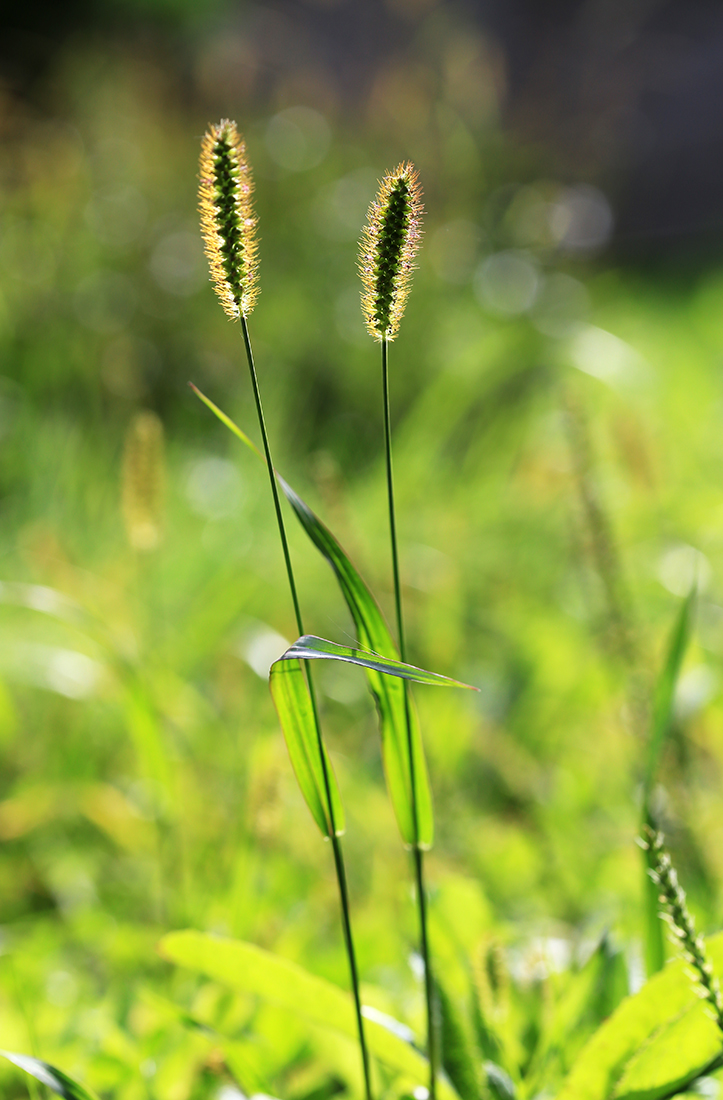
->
left=282, top=635, right=476, bottom=690
left=269, top=656, right=344, bottom=838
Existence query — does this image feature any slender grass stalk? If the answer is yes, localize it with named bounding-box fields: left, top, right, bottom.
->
left=382, top=337, right=438, bottom=1100
left=200, top=120, right=373, bottom=1100
left=360, top=165, right=436, bottom=1097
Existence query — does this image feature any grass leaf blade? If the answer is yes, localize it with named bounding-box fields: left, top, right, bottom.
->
left=281, top=635, right=476, bottom=690
left=268, top=656, right=344, bottom=838
left=188, top=383, right=263, bottom=461
left=276, top=481, right=435, bottom=848
left=0, top=1051, right=100, bottom=1100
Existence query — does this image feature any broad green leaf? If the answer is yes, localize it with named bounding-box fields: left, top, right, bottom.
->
left=268, top=656, right=345, bottom=838
left=435, top=977, right=481, bottom=1100
left=642, top=588, right=695, bottom=976
left=278, top=635, right=476, bottom=690
left=0, top=1051, right=99, bottom=1100
left=612, top=1009, right=722, bottom=1099
left=159, top=930, right=460, bottom=1100
left=557, top=931, right=723, bottom=1100
left=191, top=385, right=436, bottom=849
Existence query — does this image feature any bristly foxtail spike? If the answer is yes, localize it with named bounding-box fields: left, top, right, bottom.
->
left=359, top=161, right=423, bottom=342
left=641, top=824, right=723, bottom=1035
left=199, top=119, right=259, bottom=320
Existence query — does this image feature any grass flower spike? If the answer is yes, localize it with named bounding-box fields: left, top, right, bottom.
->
left=642, top=826, right=723, bottom=1033
left=360, top=162, right=423, bottom=341
left=199, top=119, right=259, bottom=319
left=121, top=410, right=165, bottom=552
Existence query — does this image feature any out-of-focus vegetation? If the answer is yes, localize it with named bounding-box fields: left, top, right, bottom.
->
left=4, top=5, right=723, bottom=1097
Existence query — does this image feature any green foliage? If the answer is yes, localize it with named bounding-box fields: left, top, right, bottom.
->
left=268, top=653, right=345, bottom=838
left=159, top=930, right=459, bottom=1100
left=0, top=1051, right=100, bottom=1100
left=558, top=932, right=723, bottom=1100
left=4, top=28, right=723, bottom=1100
left=193, top=385, right=436, bottom=850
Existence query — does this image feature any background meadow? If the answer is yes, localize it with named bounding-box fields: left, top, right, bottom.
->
left=4, top=0, right=723, bottom=1096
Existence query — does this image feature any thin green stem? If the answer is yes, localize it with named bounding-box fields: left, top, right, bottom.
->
left=240, top=316, right=373, bottom=1100
left=381, top=338, right=438, bottom=1099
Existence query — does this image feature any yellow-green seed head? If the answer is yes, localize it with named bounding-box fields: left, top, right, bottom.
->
left=359, top=162, right=423, bottom=341
left=199, top=119, right=259, bottom=319
left=121, top=410, right=165, bottom=552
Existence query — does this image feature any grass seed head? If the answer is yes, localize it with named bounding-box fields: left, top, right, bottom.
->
left=122, top=410, right=165, bottom=552
left=359, top=162, right=423, bottom=342
left=199, top=119, right=259, bottom=320
left=642, top=825, right=723, bottom=1033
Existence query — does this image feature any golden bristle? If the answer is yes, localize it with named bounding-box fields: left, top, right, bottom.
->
left=199, top=119, right=259, bottom=320
left=121, top=410, right=165, bottom=552
left=359, top=162, right=423, bottom=341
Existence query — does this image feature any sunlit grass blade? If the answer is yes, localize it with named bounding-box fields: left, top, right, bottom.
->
left=641, top=587, right=695, bottom=976
left=189, top=383, right=263, bottom=461
left=277, top=635, right=477, bottom=689
left=190, top=384, right=437, bottom=849
left=435, top=978, right=481, bottom=1100
left=0, top=1051, right=100, bottom=1100
left=279, top=479, right=435, bottom=849
left=159, top=930, right=461, bottom=1100
left=269, top=657, right=345, bottom=838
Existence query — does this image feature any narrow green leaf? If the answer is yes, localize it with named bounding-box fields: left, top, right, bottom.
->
left=279, top=635, right=476, bottom=690
left=557, top=931, right=723, bottom=1100
left=0, top=1051, right=99, bottom=1100
left=274, top=479, right=436, bottom=848
left=435, top=978, right=481, bottom=1100
left=641, top=588, right=696, bottom=977
left=269, top=657, right=344, bottom=838
left=189, top=383, right=263, bottom=461
left=642, top=588, right=696, bottom=813
left=159, top=930, right=460, bottom=1100
left=191, top=385, right=438, bottom=850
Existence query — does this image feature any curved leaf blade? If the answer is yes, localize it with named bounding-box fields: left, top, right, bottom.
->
left=159, top=930, right=460, bottom=1100
left=275, top=480, right=435, bottom=849
left=0, top=1051, right=99, bottom=1100
left=191, top=385, right=437, bottom=850
left=269, top=656, right=345, bottom=837
left=557, top=931, right=723, bottom=1100
left=280, top=635, right=476, bottom=690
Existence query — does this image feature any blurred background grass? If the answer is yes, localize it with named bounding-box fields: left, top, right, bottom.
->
left=4, top=0, right=723, bottom=1096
